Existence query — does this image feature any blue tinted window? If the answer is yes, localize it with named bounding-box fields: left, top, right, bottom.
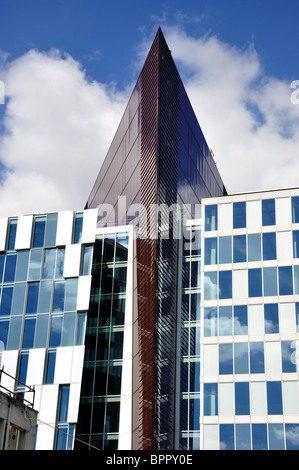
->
left=233, top=202, right=246, bottom=229
left=234, top=343, right=249, bottom=374
left=7, top=219, right=17, bottom=251
left=294, top=266, right=299, bottom=295
left=281, top=341, right=296, bottom=372
left=34, top=314, right=49, bottom=348
left=61, top=312, right=76, bottom=346
left=204, top=272, right=217, bottom=300
left=292, top=196, right=299, bottom=223
left=219, top=270, right=232, bottom=299
left=37, top=280, right=52, bottom=313
left=73, top=213, right=83, bottom=244
left=49, top=314, right=63, bottom=347
left=267, top=381, right=283, bottom=415
left=64, top=278, right=78, bottom=312
left=233, top=235, right=246, bottom=263
left=250, top=342, right=264, bottom=373
left=234, top=305, right=248, bottom=335
left=44, top=214, right=58, bottom=248
left=219, top=236, right=232, bottom=264
left=15, top=250, right=29, bottom=281
left=42, top=249, right=56, bottom=279
left=268, top=423, right=285, bottom=450
left=76, top=313, right=86, bottom=345
left=4, top=253, right=17, bottom=283
left=262, top=232, right=276, bottom=260
left=0, top=285, right=13, bottom=316
left=56, top=425, right=68, bottom=451
left=248, top=269, right=262, bottom=297
left=45, top=349, right=56, bottom=384
left=220, top=424, right=234, bottom=450
left=11, top=282, right=26, bottom=316
left=52, top=281, right=65, bottom=312
left=204, top=307, right=217, bottom=337
left=296, top=303, right=299, bottom=333
left=285, top=424, right=299, bottom=450
left=219, top=343, right=233, bottom=375
left=252, top=424, right=267, bottom=450
left=18, top=351, right=29, bottom=387
left=235, top=382, right=250, bottom=415
left=0, top=319, right=9, bottom=350
left=58, top=384, right=70, bottom=422
left=7, top=316, right=22, bottom=350
left=204, top=238, right=217, bottom=265
left=204, top=383, right=218, bottom=416
left=279, top=266, right=293, bottom=295
left=262, top=199, right=275, bottom=226
left=293, top=231, right=299, bottom=258
left=0, top=255, right=5, bottom=283
left=55, top=249, right=65, bottom=279
left=235, top=424, right=251, bottom=450
left=263, top=267, right=278, bottom=296
left=22, top=316, right=36, bottom=349
left=28, top=249, right=42, bottom=281
left=33, top=216, right=46, bottom=248
left=248, top=233, right=261, bottom=262
left=264, top=304, right=279, bottom=334
left=26, top=282, right=39, bottom=314
left=219, top=306, right=232, bottom=336
left=205, top=205, right=217, bottom=231
left=81, top=245, right=93, bottom=275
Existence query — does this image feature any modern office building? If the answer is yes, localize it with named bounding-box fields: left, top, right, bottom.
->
left=1, top=27, right=299, bottom=452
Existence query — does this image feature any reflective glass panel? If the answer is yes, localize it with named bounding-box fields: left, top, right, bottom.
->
left=262, top=232, right=276, bottom=260
left=233, top=235, right=246, bottom=263
left=28, top=249, right=42, bottom=281
left=73, top=213, right=83, bottom=244
left=234, top=343, right=249, bottom=374
left=267, top=381, right=283, bottom=415
left=235, top=382, right=250, bottom=415
left=234, top=305, right=248, bottom=335
left=204, top=307, right=217, bottom=337
left=15, top=250, right=29, bottom=282
left=262, top=199, right=275, bottom=226
left=52, top=281, right=65, bottom=312
left=115, top=234, right=128, bottom=262
left=285, top=424, right=299, bottom=450
left=64, top=278, right=78, bottom=311
left=268, top=423, right=285, bottom=450
left=11, top=282, right=26, bottom=316
left=292, top=196, right=299, bottom=223
left=293, top=231, right=299, bottom=258
left=42, top=249, right=56, bottom=279
left=278, top=266, right=293, bottom=295
left=248, top=269, right=262, bottom=297
left=204, top=383, right=218, bottom=416
left=4, top=253, right=17, bottom=283
left=263, top=267, right=278, bottom=296
left=0, top=285, right=13, bottom=316
left=81, top=246, right=93, bottom=275
left=235, top=424, right=251, bottom=450
left=55, top=249, right=65, bottom=279
left=0, top=319, right=9, bottom=350
left=7, top=316, right=22, bottom=350
left=26, top=282, right=39, bottom=314
left=0, top=255, right=5, bottom=283
left=233, top=202, right=246, bottom=229
left=248, top=233, right=261, bottom=262
left=220, top=424, right=234, bottom=450
left=219, top=343, right=233, bottom=375
left=22, top=316, right=36, bottom=349
left=219, top=236, right=232, bottom=264
left=7, top=219, right=17, bottom=251
left=294, top=266, right=299, bottom=295
left=34, top=314, right=49, bottom=348
left=204, top=272, right=217, bottom=300
left=204, top=238, right=217, bottom=265
left=38, top=280, right=52, bottom=313
left=250, top=342, right=264, bottom=373
left=44, top=214, right=58, bottom=248
left=49, top=314, right=63, bottom=347
left=33, top=216, right=46, bottom=248
left=281, top=341, right=296, bottom=372
left=264, top=303, right=279, bottom=334
left=205, top=205, right=217, bottom=231
left=219, top=271, right=232, bottom=299
left=219, top=306, right=232, bottom=336
left=252, top=424, right=267, bottom=450
left=18, top=351, right=29, bottom=386
left=76, top=313, right=86, bottom=345
left=61, top=312, right=76, bottom=346
left=45, top=349, right=56, bottom=384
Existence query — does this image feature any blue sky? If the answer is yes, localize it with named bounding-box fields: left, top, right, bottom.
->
left=0, top=0, right=299, bottom=216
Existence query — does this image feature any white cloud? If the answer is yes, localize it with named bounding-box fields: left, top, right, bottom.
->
left=0, top=49, right=128, bottom=217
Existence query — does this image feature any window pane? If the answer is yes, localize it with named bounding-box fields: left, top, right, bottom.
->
left=236, top=424, right=251, bottom=450
left=248, top=269, right=262, bottom=297
left=42, top=249, right=56, bottom=279
left=4, top=253, right=17, bottom=283
left=61, top=312, right=76, bottom=346
left=219, top=236, right=232, bottom=264
left=33, top=216, right=46, bottom=247
left=281, top=341, right=297, bottom=372
left=15, top=251, right=29, bottom=281
left=28, top=249, right=42, bottom=281
left=264, top=304, right=279, bottom=334
left=55, top=249, right=65, bottom=279
left=34, top=314, right=49, bottom=348
left=44, top=214, right=58, bottom=248
left=285, top=424, right=299, bottom=450
left=267, top=381, right=283, bottom=415
left=262, top=232, right=276, bottom=260
left=0, top=286, right=13, bottom=316
left=293, top=231, right=299, bottom=258
left=0, top=254, right=5, bottom=283
left=204, top=238, right=217, bottom=265
left=0, top=319, right=9, bottom=350
left=7, top=316, right=23, bottom=350
left=233, top=235, right=246, bottom=263
left=248, top=233, right=261, bottom=262
left=205, top=205, right=217, bottom=231
left=263, top=267, right=278, bottom=296
left=268, top=423, right=284, bottom=450
left=262, top=199, right=275, bottom=226
left=220, top=424, right=234, bottom=450
left=204, top=383, right=218, bottom=416
left=235, top=382, right=250, bottom=415
left=219, top=343, right=233, bottom=375
left=73, top=213, right=83, bottom=244
left=204, top=272, right=217, bottom=300
left=294, top=266, right=299, bottom=295
left=234, top=305, right=248, bottom=335
left=58, top=385, right=70, bottom=422
left=292, top=196, right=299, bottom=223
left=52, top=281, right=65, bottom=312
left=45, top=349, right=56, bottom=384
left=204, top=307, right=217, bottom=337
left=81, top=245, right=93, bottom=275
left=252, top=423, right=267, bottom=450
left=7, top=219, right=17, bottom=251
left=279, top=266, right=293, bottom=295
left=49, top=314, right=63, bottom=347
left=22, top=317, right=36, bottom=349
left=234, top=343, right=249, bottom=374
left=219, top=271, right=232, bottom=299
left=219, top=306, right=232, bottom=336
left=250, top=342, right=264, bottom=373
left=233, top=202, right=246, bottom=229
left=38, top=280, right=52, bottom=313
left=64, top=278, right=78, bottom=311
left=18, top=351, right=29, bottom=386
left=26, top=282, right=39, bottom=314
left=115, top=234, right=129, bottom=262
left=76, top=313, right=86, bottom=345
left=56, top=425, right=68, bottom=451
left=11, top=283, right=26, bottom=316
left=113, top=265, right=127, bottom=294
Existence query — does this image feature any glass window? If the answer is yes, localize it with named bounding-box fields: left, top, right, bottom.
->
left=61, top=312, right=76, bottom=346
left=292, top=196, right=299, bottom=223
left=267, top=381, right=283, bottom=415
left=252, top=424, right=267, bottom=450
left=263, top=267, right=278, bottom=296
left=204, top=238, right=217, bottom=265
left=235, top=382, right=250, bottom=415
left=220, top=424, right=234, bottom=450
left=73, top=213, right=83, bottom=244
left=250, top=342, right=264, bottom=373
left=219, top=236, right=232, bottom=264
left=0, top=319, right=9, bottom=350
left=278, top=266, right=293, bottom=295
left=7, top=316, right=22, bottom=350
left=0, top=285, right=14, bottom=316
left=296, top=303, right=299, bottom=333
left=76, top=313, right=86, bottom=345
left=33, top=216, right=46, bottom=248
left=38, top=280, right=52, bottom=313
left=219, top=270, right=232, bottom=299
left=233, top=201, right=246, bottom=229
left=55, top=249, right=65, bottom=279
left=113, top=265, right=127, bottom=294
left=294, top=266, right=299, bottom=295
left=49, top=314, right=63, bottom=347
left=234, top=343, right=249, bottom=374
left=248, top=233, right=261, bottom=262
left=22, top=316, right=36, bottom=349
left=115, top=234, right=129, bottom=262
left=262, top=199, right=275, bottom=226
left=26, top=282, right=39, bottom=314
left=11, top=282, right=26, bottom=316
left=235, top=424, right=251, bottom=450
left=4, top=253, right=17, bottom=283
left=205, top=205, right=217, bottom=231
left=293, top=231, right=299, bottom=258
left=52, top=281, right=65, bottom=312
left=264, top=303, right=279, bottom=334
left=204, top=383, right=218, bottom=416
left=45, top=349, right=56, bottom=384
left=219, top=306, right=232, bottom=336
left=0, top=254, right=5, bottom=283
left=248, top=268, right=262, bottom=297
left=219, top=343, right=233, bottom=375
left=17, top=351, right=29, bottom=387
left=64, top=278, right=78, bottom=312
left=262, top=232, right=276, bottom=260
left=103, top=236, right=115, bottom=263
left=28, top=249, right=43, bottom=281
left=233, top=235, right=246, bottom=263
left=281, top=341, right=297, bottom=372
left=55, top=425, right=68, bottom=451
left=34, top=314, right=49, bottom=348
left=15, top=250, right=29, bottom=281
left=204, top=307, right=217, bottom=337
left=81, top=245, right=93, bottom=275
left=204, top=272, right=217, bottom=301
left=44, top=214, right=58, bottom=248
left=285, top=424, right=299, bottom=450
left=42, top=249, right=56, bottom=279
left=234, top=305, right=248, bottom=335
left=58, top=384, right=70, bottom=422
left=7, top=219, right=17, bottom=251
left=268, top=423, right=284, bottom=450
